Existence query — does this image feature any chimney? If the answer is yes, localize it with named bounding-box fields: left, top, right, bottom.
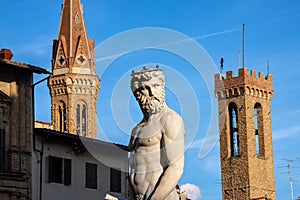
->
left=0, top=48, right=14, bottom=60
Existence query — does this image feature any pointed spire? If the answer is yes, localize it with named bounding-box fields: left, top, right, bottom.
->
left=49, top=0, right=100, bottom=138
left=52, top=0, right=95, bottom=74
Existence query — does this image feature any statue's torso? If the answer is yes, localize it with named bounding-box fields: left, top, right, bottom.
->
left=129, top=112, right=166, bottom=198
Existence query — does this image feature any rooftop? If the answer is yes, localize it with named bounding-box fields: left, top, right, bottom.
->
left=0, top=48, right=50, bottom=74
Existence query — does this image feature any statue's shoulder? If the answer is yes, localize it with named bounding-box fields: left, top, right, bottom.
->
left=160, top=108, right=185, bottom=140
left=131, top=120, right=144, bottom=134
left=161, top=107, right=184, bottom=133
left=162, top=107, right=183, bottom=122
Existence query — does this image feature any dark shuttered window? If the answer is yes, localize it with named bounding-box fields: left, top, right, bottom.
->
left=110, top=168, right=121, bottom=193
left=85, top=163, right=97, bottom=189
left=48, top=156, right=71, bottom=185
left=64, top=158, right=71, bottom=185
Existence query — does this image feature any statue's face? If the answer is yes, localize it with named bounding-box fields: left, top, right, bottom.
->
left=133, top=77, right=165, bottom=114
left=138, top=77, right=163, bottom=98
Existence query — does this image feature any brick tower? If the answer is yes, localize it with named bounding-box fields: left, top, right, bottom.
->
left=215, top=68, right=276, bottom=199
left=48, top=0, right=100, bottom=138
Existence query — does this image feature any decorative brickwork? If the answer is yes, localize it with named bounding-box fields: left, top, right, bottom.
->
left=49, top=0, right=100, bottom=138
left=215, top=68, right=276, bottom=200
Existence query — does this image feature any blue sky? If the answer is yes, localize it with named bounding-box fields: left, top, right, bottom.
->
left=1, top=1, right=300, bottom=199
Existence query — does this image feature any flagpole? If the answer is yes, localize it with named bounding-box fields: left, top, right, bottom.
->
left=242, top=24, right=245, bottom=68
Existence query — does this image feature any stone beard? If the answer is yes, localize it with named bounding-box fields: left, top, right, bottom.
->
left=128, top=66, right=185, bottom=200
left=133, top=85, right=165, bottom=114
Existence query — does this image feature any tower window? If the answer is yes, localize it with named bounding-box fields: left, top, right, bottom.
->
left=63, top=109, right=67, bottom=132
left=229, top=103, right=239, bottom=157
left=58, top=101, right=67, bottom=132
left=254, top=105, right=259, bottom=156
left=76, top=105, right=80, bottom=135
left=82, top=105, right=86, bottom=136
left=75, top=13, right=80, bottom=23
left=255, top=133, right=259, bottom=156
left=254, top=103, right=264, bottom=157
left=76, top=102, right=87, bottom=136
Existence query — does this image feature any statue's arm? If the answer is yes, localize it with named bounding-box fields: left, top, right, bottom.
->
left=128, top=135, right=135, bottom=151
left=128, top=126, right=138, bottom=151
left=149, top=113, right=185, bottom=200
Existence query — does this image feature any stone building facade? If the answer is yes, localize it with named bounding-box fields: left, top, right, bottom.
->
left=48, top=0, right=100, bottom=138
left=215, top=68, right=276, bottom=200
left=0, top=49, right=49, bottom=200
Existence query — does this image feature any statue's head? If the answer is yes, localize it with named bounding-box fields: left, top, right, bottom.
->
left=131, top=65, right=166, bottom=114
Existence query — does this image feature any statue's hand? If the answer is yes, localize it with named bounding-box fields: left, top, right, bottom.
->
left=135, top=194, right=144, bottom=200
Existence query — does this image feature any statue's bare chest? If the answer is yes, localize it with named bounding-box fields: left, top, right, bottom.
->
left=134, top=120, right=163, bottom=147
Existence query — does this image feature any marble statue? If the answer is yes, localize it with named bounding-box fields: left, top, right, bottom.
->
left=128, top=66, right=185, bottom=200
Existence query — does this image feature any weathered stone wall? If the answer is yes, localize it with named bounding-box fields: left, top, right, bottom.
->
left=0, top=65, right=33, bottom=199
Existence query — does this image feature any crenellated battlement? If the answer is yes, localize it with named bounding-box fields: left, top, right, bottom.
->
left=214, top=68, right=274, bottom=100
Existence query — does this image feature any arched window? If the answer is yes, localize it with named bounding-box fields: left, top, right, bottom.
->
left=229, top=103, right=239, bottom=157
left=58, top=101, right=67, bottom=132
left=254, top=103, right=264, bottom=157
left=76, top=105, right=80, bottom=135
left=75, top=102, right=87, bottom=136
left=82, top=105, right=86, bottom=136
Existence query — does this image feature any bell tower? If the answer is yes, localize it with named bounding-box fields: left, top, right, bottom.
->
left=48, top=0, right=100, bottom=138
left=215, top=68, right=276, bottom=199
